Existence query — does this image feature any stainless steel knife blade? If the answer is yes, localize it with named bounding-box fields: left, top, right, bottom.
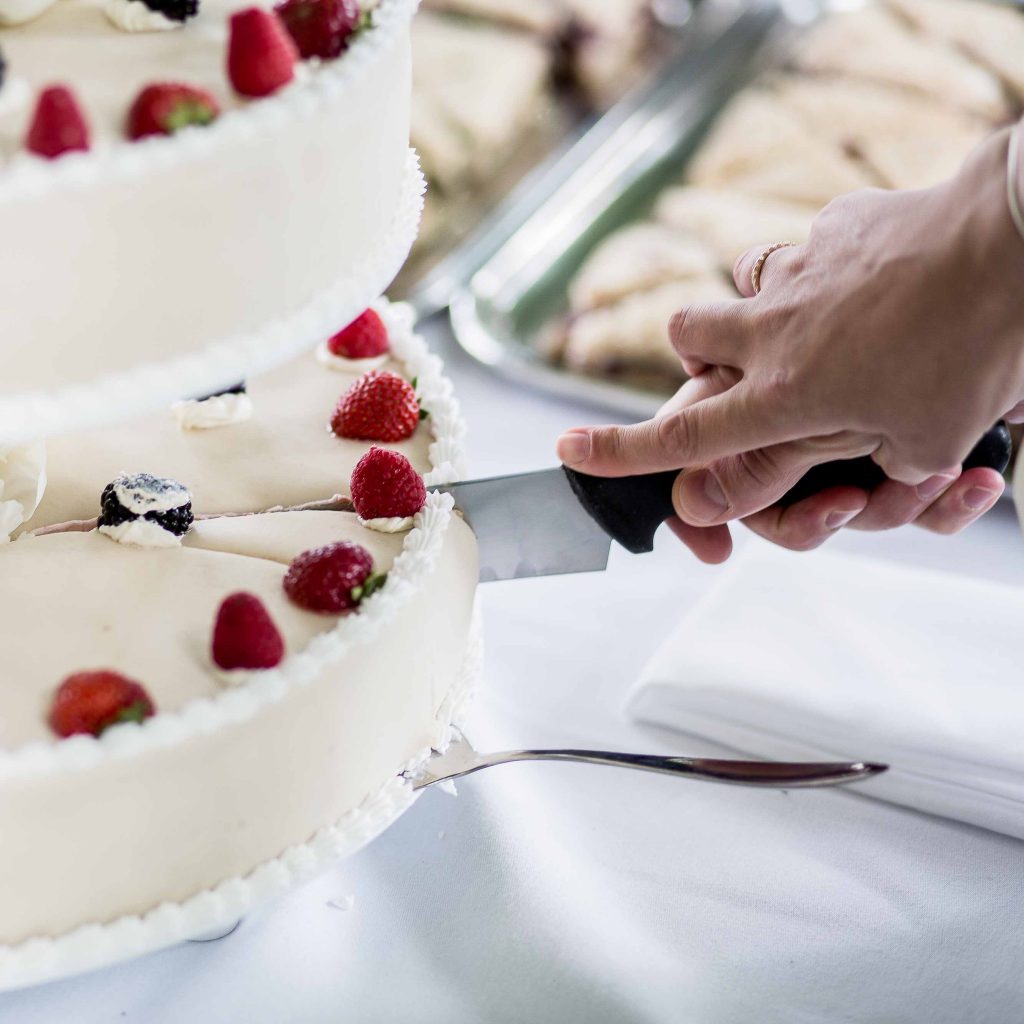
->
left=435, top=468, right=612, bottom=582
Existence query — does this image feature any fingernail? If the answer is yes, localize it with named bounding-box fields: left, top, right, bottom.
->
left=677, top=469, right=728, bottom=523
left=557, top=429, right=590, bottom=467
left=916, top=472, right=958, bottom=501
left=826, top=509, right=860, bottom=530
left=964, top=486, right=998, bottom=511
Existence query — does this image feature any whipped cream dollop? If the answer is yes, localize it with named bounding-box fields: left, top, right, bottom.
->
left=0, top=0, right=56, bottom=24
left=358, top=515, right=414, bottom=533
left=316, top=342, right=388, bottom=375
left=98, top=472, right=194, bottom=548
left=0, top=441, right=46, bottom=542
left=172, top=391, right=254, bottom=430
left=0, top=77, right=31, bottom=119
left=104, top=0, right=182, bottom=30
left=99, top=518, right=185, bottom=548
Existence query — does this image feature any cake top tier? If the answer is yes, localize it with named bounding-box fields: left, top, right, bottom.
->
left=0, top=0, right=419, bottom=448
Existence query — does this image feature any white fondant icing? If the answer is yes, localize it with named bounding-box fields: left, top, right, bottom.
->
left=0, top=441, right=46, bottom=543
left=104, top=0, right=180, bottom=32
left=172, top=391, right=254, bottom=430
left=0, top=308, right=465, bottom=782
left=98, top=518, right=184, bottom=548
left=315, top=341, right=389, bottom=374
left=0, top=0, right=55, bottom=25
left=0, top=267, right=473, bottom=994
left=0, top=152, right=425, bottom=447
left=0, top=611, right=483, bottom=992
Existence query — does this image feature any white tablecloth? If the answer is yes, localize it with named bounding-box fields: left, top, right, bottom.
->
left=6, top=321, right=1024, bottom=1023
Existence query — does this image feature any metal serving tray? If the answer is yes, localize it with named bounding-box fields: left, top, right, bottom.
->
left=442, top=0, right=821, bottom=418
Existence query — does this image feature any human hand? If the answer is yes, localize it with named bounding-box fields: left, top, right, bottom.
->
left=557, top=126, right=1024, bottom=555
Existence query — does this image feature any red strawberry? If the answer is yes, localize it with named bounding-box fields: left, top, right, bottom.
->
left=351, top=447, right=426, bottom=520
left=331, top=371, right=422, bottom=442
left=326, top=308, right=390, bottom=360
left=228, top=8, right=298, bottom=99
left=127, top=83, right=220, bottom=141
left=26, top=85, right=90, bottom=160
left=283, top=541, right=386, bottom=614
left=274, top=0, right=359, bottom=60
left=49, top=670, right=155, bottom=739
left=212, top=592, right=285, bottom=670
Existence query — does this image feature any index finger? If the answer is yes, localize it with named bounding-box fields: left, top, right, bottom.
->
left=557, top=378, right=805, bottom=477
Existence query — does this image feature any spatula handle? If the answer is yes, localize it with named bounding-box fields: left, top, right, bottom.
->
left=563, top=421, right=1011, bottom=554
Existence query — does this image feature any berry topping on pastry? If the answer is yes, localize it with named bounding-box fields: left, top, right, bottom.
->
left=326, top=308, right=390, bottom=360
left=228, top=8, right=299, bottom=99
left=49, top=670, right=156, bottom=738
left=98, top=472, right=194, bottom=547
left=283, top=541, right=386, bottom=614
left=351, top=447, right=426, bottom=524
left=127, top=83, right=220, bottom=140
left=330, top=370, right=422, bottom=442
left=26, top=85, right=90, bottom=160
left=274, top=0, right=359, bottom=60
left=212, top=592, right=285, bottom=671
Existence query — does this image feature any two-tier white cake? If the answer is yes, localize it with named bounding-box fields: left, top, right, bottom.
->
left=0, top=0, right=480, bottom=989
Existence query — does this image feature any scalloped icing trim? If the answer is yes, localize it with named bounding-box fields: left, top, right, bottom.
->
left=0, top=292, right=464, bottom=783
left=0, top=150, right=425, bottom=447
left=0, top=607, right=483, bottom=992
left=0, top=0, right=418, bottom=205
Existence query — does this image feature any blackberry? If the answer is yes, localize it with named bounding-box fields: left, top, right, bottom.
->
left=194, top=380, right=246, bottom=402
left=145, top=502, right=194, bottom=537
left=141, top=0, right=199, bottom=22
left=99, top=474, right=194, bottom=537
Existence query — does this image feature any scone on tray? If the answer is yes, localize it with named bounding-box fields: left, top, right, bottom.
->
left=543, top=0, right=1021, bottom=392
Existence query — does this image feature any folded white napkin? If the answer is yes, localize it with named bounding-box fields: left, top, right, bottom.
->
left=627, top=543, right=1024, bottom=838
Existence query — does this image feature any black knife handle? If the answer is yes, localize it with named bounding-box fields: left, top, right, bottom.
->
left=778, top=421, right=1011, bottom=507
left=563, top=422, right=1011, bottom=554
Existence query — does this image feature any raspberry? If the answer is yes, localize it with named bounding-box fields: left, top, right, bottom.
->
left=326, top=309, right=390, bottom=360
left=351, top=447, right=426, bottom=520
left=283, top=541, right=386, bottom=614
left=127, top=83, right=219, bottom=141
left=274, top=0, right=359, bottom=60
left=330, top=371, right=421, bottom=442
left=212, top=592, right=285, bottom=670
left=26, top=85, right=90, bottom=160
left=228, top=8, right=299, bottom=99
left=49, top=670, right=155, bottom=739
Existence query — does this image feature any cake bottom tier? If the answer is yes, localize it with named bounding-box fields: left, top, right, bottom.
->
left=0, top=515, right=479, bottom=990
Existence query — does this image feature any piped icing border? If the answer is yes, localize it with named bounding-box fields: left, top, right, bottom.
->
left=0, top=608, right=483, bottom=992
left=0, top=149, right=426, bottom=447
left=0, top=294, right=466, bottom=782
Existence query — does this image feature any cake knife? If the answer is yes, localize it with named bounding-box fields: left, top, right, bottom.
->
left=436, top=422, right=1011, bottom=582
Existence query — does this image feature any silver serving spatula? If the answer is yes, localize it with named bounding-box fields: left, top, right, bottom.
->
left=437, top=423, right=1011, bottom=582
left=408, top=734, right=886, bottom=790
